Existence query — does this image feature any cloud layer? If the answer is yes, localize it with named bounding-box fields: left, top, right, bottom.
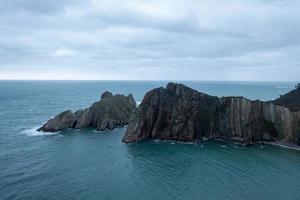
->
left=0, top=0, right=299, bottom=80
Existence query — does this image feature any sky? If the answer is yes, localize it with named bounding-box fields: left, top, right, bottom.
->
left=0, top=0, right=299, bottom=81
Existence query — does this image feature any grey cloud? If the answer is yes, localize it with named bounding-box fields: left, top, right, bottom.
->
left=0, top=0, right=83, bottom=14
left=0, top=0, right=299, bottom=80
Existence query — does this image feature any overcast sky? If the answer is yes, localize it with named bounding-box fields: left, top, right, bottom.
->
left=0, top=0, right=299, bottom=81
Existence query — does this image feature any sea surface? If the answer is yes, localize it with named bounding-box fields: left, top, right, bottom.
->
left=1, top=81, right=300, bottom=200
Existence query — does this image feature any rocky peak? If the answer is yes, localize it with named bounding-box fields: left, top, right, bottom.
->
left=38, top=91, right=137, bottom=132
left=126, top=94, right=136, bottom=107
left=101, top=91, right=113, bottom=100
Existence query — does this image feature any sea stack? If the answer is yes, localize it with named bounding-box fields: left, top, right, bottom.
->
left=122, top=82, right=300, bottom=146
left=38, top=92, right=137, bottom=132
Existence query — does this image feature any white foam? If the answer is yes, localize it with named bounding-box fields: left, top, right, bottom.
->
left=21, top=126, right=58, bottom=136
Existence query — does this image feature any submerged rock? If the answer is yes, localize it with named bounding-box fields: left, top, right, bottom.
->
left=122, top=82, right=300, bottom=146
left=38, top=92, right=137, bottom=132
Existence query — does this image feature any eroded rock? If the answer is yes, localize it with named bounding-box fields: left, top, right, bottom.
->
left=38, top=92, right=137, bottom=132
left=122, top=82, right=300, bottom=146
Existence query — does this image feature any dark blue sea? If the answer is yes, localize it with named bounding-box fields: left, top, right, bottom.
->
left=1, top=81, right=300, bottom=200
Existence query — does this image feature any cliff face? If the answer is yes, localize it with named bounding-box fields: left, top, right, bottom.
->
left=38, top=92, right=137, bottom=132
left=218, top=97, right=300, bottom=144
left=122, top=83, right=300, bottom=145
left=122, top=83, right=221, bottom=143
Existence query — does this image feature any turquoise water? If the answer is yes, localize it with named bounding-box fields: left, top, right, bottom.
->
left=1, top=81, right=300, bottom=200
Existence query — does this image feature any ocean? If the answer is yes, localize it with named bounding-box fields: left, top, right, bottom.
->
left=1, top=81, right=300, bottom=200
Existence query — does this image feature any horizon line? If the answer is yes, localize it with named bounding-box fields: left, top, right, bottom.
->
left=0, top=79, right=298, bottom=83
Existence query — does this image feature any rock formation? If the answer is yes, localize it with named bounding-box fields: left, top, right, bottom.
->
left=273, top=84, right=300, bottom=111
left=38, top=92, right=137, bottom=132
left=122, top=82, right=300, bottom=146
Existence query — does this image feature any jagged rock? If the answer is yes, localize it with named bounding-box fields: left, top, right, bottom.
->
left=38, top=92, right=137, bottom=132
left=123, top=83, right=221, bottom=143
left=37, top=110, right=76, bottom=132
left=273, top=85, right=300, bottom=111
left=122, top=82, right=300, bottom=146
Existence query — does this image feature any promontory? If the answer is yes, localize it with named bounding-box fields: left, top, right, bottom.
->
left=122, top=82, right=300, bottom=146
left=39, top=82, right=300, bottom=147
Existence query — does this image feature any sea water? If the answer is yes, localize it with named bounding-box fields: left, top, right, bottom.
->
left=1, top=81, right=300, bottom=200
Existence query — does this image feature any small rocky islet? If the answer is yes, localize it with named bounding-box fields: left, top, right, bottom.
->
left=39, top=82, right=300, bottom=147
left=38, top=91, right=137, bottom=132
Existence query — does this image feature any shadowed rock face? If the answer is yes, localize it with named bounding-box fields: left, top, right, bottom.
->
left=38, top=92, right=137, bottom=132
left=273, top=85, right=300, bottom=111
left=122, top=83, right=300, bottom=146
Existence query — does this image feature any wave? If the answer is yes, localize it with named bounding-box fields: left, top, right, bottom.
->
left=21, top=126, right=59, bottom=137
left=275, top=86, right=291, bottom=89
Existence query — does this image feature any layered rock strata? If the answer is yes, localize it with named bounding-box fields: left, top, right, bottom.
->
left=38, top=92, right=136, bottom=132
left=123, top=83, right=300, bottom=146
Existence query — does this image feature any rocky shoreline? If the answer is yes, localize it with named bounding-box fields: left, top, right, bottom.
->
left=39, top=82, right=300, bottom=148
left=123, top=82, right=300, bottom=146
left=258, top=141, right=300, bottom=151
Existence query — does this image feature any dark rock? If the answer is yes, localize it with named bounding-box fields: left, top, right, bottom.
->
left=122, top=83, right=222, bottom=143
left=101, top=91, right=113, bottom=100
left=122, top=82, right=300, bottom=146
left=273, top=85, right=300, bottom=111
left=37, top=110, right=76, bottom=132
left=38, top=92, right=137, bottom=132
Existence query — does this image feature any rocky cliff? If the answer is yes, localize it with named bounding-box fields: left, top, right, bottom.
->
left=273, top=85, right=300, bottom=111
left=38, top=91, right=137, bottom=132
left=122, top=83, right=300, bottom=146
